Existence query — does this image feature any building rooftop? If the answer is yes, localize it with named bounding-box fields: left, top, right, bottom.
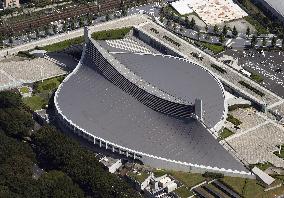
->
left=56, top=59, right=247, bottom=172
left=261, top=0, right=284, bottom=17
left=112, top=52, right=225, bottom=128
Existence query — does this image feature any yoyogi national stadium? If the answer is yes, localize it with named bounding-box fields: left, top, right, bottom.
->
left=54, top=26, right=254, bottom=178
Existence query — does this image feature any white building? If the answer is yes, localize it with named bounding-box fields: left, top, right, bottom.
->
left=3, top=0, right=19, bottom=9
left=99, top=156, right=122, bottom=174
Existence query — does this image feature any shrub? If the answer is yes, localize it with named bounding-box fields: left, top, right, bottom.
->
left=238, top=81, right=265, bottom=97
left=227, top=114, right=242, bottom=126
left=202, top=172, right=224, bottom=179
left=211, top=64, right=227, bottom=74
left=91, top=27, right=132, bottom=40
left=228, top=104, right=251, bottom=111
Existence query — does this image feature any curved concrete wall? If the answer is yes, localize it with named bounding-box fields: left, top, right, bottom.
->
left=83, top=39, right=195, bottom=119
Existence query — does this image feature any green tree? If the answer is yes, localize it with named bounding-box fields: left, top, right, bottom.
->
left=205, top=25, right=208, bottom=33
left=246, top=26, right=250, bottom=37
left=52, top=25, right=57, bottom=34
left=222, top=25, right=228, bottom=36
left=0, top=108, right=34, bottom=137
left=232, top=26, right=238, bottom=37
left=213, top=25, right=218, bottom=35
left=251, top=35, right=257, bottom=48
left=271, top=36, right=277, bottom=48
left=219, top=35, right=225, bottom=43
left=106, top=13, right=110, bottom=21
left=62, top=23, right=67, bottom=32
left=0, top=91, right=21, bottom=108
left=33, top=126, right=141, bottom=198
left=38, top=171, right=84, bottom=198
left=262, top=37, right=267, bottom=47
left=121, top=7, right=127, bottom=17
left=189, top=18, right=195, bottom=28
left=197, top=30, right=201, bottom=41
left=185, top=17, right=189, bottom=28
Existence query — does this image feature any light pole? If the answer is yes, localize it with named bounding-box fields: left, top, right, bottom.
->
left=279, top=138, right=282, bottom=155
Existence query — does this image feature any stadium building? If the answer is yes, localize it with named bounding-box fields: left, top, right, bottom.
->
left=253, top=0, right=284, bottom=23
left=54, top=27, right=254, bottom=178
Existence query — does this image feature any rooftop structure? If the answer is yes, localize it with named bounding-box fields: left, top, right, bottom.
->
left=171, top=0, right=247, bottom=25
left=254, top=0, right=284, bottom=23
left=54, top=27, right=253, bottom=178
left=99, top=156, right=122, bottom=173
left=3, top=0, right=19, bottom=9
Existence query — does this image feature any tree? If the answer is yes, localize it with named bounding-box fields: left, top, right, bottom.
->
left=121, top=7, right=127, bottom=17
left=8, top=37, right=13, bottom=46
left=246, top=26, right=250, bottom=38
left=79, top=17, right=84, bottom=27
left=205, top=25, right=208, bottom=33
left=232, top=26, right=238, bottom=37
left=219, top=35, right=225, bottom=43
left=33, top=126, right=141, bottom=198
left=0, top=91, right=21, bottom=108
left=213, top=25, right=218, bottom=35
left=251, top=35, right=257, bottom=48
left=70, top=20, right=76, bottom=30
left=0, top=108, right=34, bottom=138
left=222, top=25, right=228, bottom=36
left=106, top=13, right=110, bottom=21
left=35, top=29, right=40, bottom=38
left=271, top=36, right=277, bottom=48
left=38, top=171, right=84, bottom=198
left=189, top=18, right=195, bottom=29
left=52, top=25, right=57, bottom=34
left=262, top=37, right=267, bottom=47
left=282, top=39, right=284, bottom=50
left=44, top=25, right=49, bottom=36
left=62, top=23, right=67, bottom=32
left=197, top=30, right=201, bottom=41
left=185, top=17, right=190, bottom=29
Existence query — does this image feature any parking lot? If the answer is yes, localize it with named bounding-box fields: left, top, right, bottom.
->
left=218, top=49, right=284, bottom=98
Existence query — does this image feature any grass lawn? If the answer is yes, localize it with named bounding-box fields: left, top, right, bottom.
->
left=273, top=145, right=284, bottom=159
left=245, top=16, right=268, bottom=34
left=227, top=114, right=242, bottom=126
left=173, top=186, right=193, bottom=198
left=153, top=169, right=205, bottom=189
left=250, top=162, right=272, bottom=171
left=200, top=42, right=225, bottom=54
left=218, top=128, right=234, bottom=140
left=221, top=176, right=284, bottom=198
left=23, top=95, right=47, bottom=111
left=33, top=76, right=64, bottom=94
left=20, top=86, right=30, bottom=94
left=91, top=27, right=132, bottom=40
left=251, top=73, right=264, bottom=83
left=41, top=37, right=84, bottom=52
left=128, top=171, right=150, bottom=183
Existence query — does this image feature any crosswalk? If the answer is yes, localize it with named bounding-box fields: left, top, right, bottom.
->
left=106, top=38, right=152, bottom=54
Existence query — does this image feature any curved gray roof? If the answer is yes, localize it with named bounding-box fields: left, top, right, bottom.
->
left=112, top=53, right=225, bottom=128
left=56, top=62, right=247, bottom=172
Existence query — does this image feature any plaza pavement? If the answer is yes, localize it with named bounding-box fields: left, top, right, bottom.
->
left=224, top=108, right=284, bottom=167
left=0, top=57, right=67, bottom=90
